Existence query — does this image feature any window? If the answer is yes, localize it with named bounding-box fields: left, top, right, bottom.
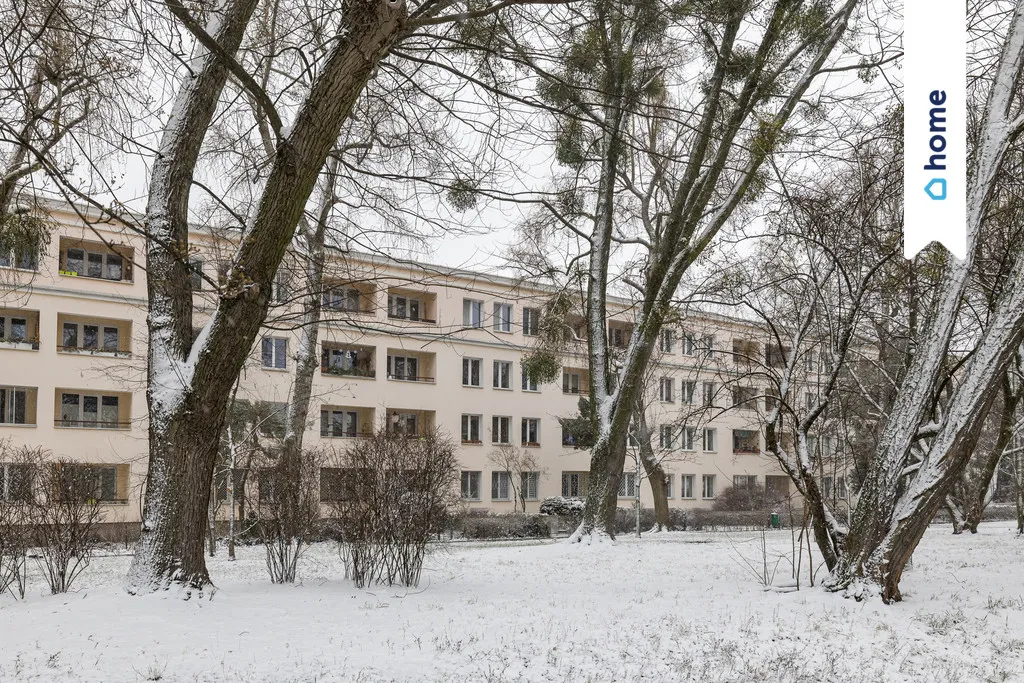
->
left=320, top=409, right=359, bottom=438
left=0, top=386, right=31, bottom=425
left=617, top=472, right=637, bottom=497
left=319, top=468, right=363, bottom=502
left=491, top=471, right=511, bottom=500
left=805, top=392, right=818, bottom=413
left=59, top=464, right=120, bottom=502
left=610, top=326, right=628, bottom=348
left=61, top=322, right=120, bottom=353
left=462, top=358, right=482, bottom=387
left=733, top=429, right=760, bottom=454
left=388, top=294, right=422, bottom=321
left=561, top=471, right=588, bottom=497
left=660, top=329, right=675, bottom=353
left=521, top=471, right=540, bottom=500
left=493, top=360, right=512, bottom=389
left=664, top=474, right=673, bottom=499
left=837, top=474, right=848, bottom=498
left=387, top=354, right=421, bottom=381
left=627, top=424, right=640, bottom=448
left=702, top=381, right=716, bottom=407
left=702, top=427, right=717, bottom=452
left=659, top=425, right=675, bottom=449
left=523, top=307, right=540, bottom=336
left=765, top=344, right=790, bottom=368
left=681, top=380, right=696, bottom=405
left=701, top=474, right=716, bottom=499
left=732, top=339, right=759, bottom=365
left=0, top=316, right=28, bottom=343
left=0, top=239, right=39, bottom=270
left=700, top=334, right=716, bottom=357
left=732, top=386, right=758, bottom=411
left=463, top=299, right=483, bottom=328
left=0, top=462, right=34, bottom=502
left=734, top=474, right=758, bottom=489
left=189, top=258, right=203, bottom=290
left=522, top=370, right=539, bottom=392
left=272, top=270, right=291, bottom=304
left=63, top=246, right=128, bottom=281
left=521, top=418, right=540, bottom=446
left=659, top=377, right=674, bottom=403
left=215, top=468, right=247, bottom=502
left=461, top=414, right=482, bottom=443
left=493, top=303, right=513, bottom=332
left=765, top=386, right=781, bottom=412
left=323, top=286, right=362, bottom=312
left=805, top=350, right=818, bottom=373
left=387, top=412, right=419, bottom=435
left=681, top=334, right=695, bottom=356
left=561, top=425, right=576, bottom=447
left=562, top=371, right=582, bottom=394
left=680, top=474, right=694, bottom=499
left=491, top=415, right=511, bottom=444
left=680, top=426, right=697, bottom=451
left=461, top=471, right=481, bottom=500
left=59, top=393, right=121, bottom=429
left=261, top=337, right=288, bottom=369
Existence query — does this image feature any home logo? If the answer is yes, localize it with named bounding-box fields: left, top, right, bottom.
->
left=904, top=3, right=966, bottom=260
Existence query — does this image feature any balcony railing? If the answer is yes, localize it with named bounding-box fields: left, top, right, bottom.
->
left=320, top=429, right=375, bottom=438
left=387, top=313, right=437, bottom=324
left=58, top=345, right=131, bottom=357
left=386, top=374, right=435, bottom=383
left=56, top=419, right=131, bottom=430
left=321, top=365, right=376, bottom=378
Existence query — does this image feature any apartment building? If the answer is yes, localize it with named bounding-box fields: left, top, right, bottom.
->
left=0, top=202, right=802, bottom=520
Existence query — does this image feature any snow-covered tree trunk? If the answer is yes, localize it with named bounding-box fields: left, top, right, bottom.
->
left=126, top=0, right=407, bottom=595
left=964, top=372, right=1020, bottom=532
left=831, top=3, right=1024, bottom=602
left=635, top=405, right=672, bottom=531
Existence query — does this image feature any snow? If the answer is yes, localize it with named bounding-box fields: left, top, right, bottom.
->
left=3, top=523, right=1023, bottom=682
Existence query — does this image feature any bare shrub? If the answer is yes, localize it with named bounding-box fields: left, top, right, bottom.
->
left=32, top=458, right=106, bottom=594
left=328, top=429, right=459, bottom=588
left=712, top=485, right=771, bottom=512
left=243, top=447, right=325, bottom=584
left=0, top=443, right=40, bottom=598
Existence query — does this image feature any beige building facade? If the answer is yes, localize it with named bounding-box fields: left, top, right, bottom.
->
left=0, top=203, right=794, bottom=520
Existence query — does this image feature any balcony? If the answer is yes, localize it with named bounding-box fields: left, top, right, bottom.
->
left=321, top=343, right=375, bottom=379
left=57, top=314, right=132, bottom=357
left=608, top=321, right=633, bottom=349
left=322, top=281, right=376, bottom=316
left=386, top=288, right=437, bottom=324
left=0, top=309, right=40, bottom=350
left=385, top=408, right=435, bottom=438
left=58, top=237, right=134, bottom=282
left=320, top=406, right=375, bottom=438
left=562, top=367, right=590, bottom=395
left=54, top=389, right=132, bottom=430
left=386, top=349, right=436, bottom=383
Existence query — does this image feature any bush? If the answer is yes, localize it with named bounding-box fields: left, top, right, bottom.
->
left=539, top=496, right=585, bottom=516
left=712, top=485, right=772, bottom=512
left=329, top=429, right=459, bottom=588
left=688, top=508, right=781, bottom=531
left=458, top=512, right=551, bottom=540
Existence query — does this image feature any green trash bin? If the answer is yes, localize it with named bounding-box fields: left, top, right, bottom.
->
left=770, top=512, right=780, bottom=529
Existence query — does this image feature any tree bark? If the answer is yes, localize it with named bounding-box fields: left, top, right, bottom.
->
left=636, top=410, right=672, bottom=531
left=126, top=0, right=407, bottom=595
left=964, top=372, right=1020, bottom=532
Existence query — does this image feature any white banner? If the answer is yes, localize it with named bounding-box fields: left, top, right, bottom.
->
left=903, top=1, right=967, bottom=259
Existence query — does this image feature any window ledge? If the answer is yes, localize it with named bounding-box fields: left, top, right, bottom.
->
left=0, top=423, right=37, bottom=428
left=59, top=271, right=134, bottom=284
left=521, top=443, right=541, bottom=448
left=461, top=440, right=483, bottom=446
left=262, top=367, right=290, bottom=373
left=493, top=387, right=513, bottom=392
left=59, top=349, right=131, bottom=358
left=462, top=384, right=484, bottom=389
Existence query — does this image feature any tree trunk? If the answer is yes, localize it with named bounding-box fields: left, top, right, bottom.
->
left=636, top=410, right=672, bottom=531
left=946, top=496, right=965, bottom=535
left=126, top=0, right=407, bottom=595
left=964, top=372, right=1020, bottom=532
left=1014, top=446, right=1024, bottom=535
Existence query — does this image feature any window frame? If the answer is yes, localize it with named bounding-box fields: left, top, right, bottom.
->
left=462, top=357, right=482, bottom=387
left=261, top=336, right=288, bottom=370
left=492, top=360, right=512, bottom=390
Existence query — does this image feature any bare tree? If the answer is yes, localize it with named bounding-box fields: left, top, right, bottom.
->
left=488, top=444, right=543, bottom=512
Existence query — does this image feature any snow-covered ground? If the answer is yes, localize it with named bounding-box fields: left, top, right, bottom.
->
left=2, top=523, right=1023, bottom=682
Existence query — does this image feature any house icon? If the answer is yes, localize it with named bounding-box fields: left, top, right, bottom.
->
left=925, top=178, right=947, bottom=200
